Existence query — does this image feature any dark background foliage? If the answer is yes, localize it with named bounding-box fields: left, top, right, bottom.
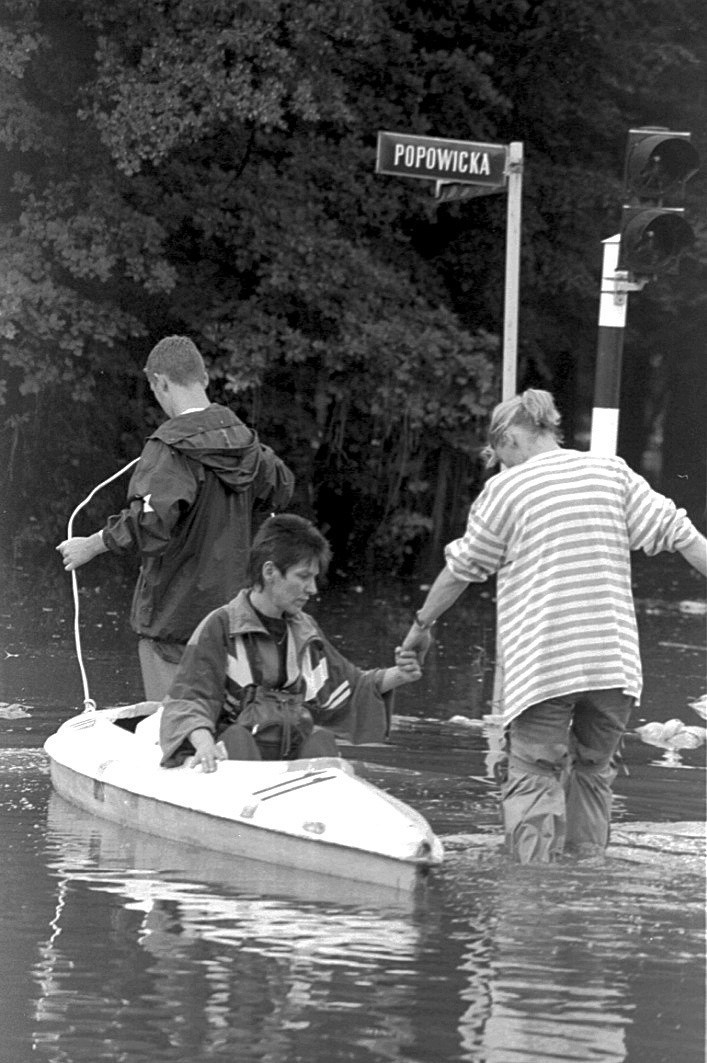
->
left=1, top=0, right=705, bottom=592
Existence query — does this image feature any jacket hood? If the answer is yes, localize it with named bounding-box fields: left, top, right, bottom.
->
left=150, top=405, right=266, bottom=491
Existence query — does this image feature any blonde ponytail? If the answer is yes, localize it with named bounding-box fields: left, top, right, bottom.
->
left=483, top=389, right=562, bottom=466
left=518, top=389, right=562, bottom=434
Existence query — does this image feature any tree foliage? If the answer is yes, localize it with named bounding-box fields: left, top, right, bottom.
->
left=1, top=0, right=705, bottom=582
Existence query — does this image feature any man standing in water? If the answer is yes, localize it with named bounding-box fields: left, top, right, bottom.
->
left=57, top=335, right=294, bottom=700
left=399, top=389, right=706, bottom=863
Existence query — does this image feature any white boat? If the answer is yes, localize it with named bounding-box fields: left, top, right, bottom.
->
left=44, top=702, right=444, bottom=891
left=44, top=792, right=422, bottom=912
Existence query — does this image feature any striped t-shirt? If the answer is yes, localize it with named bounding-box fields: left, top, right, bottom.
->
left=445, top=449, right=698, bottom=724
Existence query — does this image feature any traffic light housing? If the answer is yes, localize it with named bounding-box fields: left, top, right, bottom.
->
left=618, top=128, right=699, bottom=276
left=619, top=207, right=694, bottom=276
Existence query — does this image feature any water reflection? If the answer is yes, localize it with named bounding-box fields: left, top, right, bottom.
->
left=30, top=788, right=705, bottom=1063
left=34, top=795, right=428, bottom=1062
left=3, top=550, right=705, bottom=1063
left=444, top=846, right=704, bottom=1063
left=460, top=871, right=631, bottom=1062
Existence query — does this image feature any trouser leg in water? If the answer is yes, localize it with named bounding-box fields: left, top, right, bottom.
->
left=502, top=690, right=633, bottom=863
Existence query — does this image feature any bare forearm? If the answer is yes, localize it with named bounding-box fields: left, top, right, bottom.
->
left=679, top=533, right=707, bottom=577
left=378, top=663, right=420, bottom=693
left=413, top=566, right=469, bottom=628
left=398, top=566, right=469, bottom=656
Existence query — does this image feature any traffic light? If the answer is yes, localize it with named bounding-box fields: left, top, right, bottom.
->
left=618, top=128, right=699, bottom=276
left=619, top=206, right=694, bottom=276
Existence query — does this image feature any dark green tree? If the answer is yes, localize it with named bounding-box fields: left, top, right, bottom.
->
left=1, top=0, right=704, bottom=590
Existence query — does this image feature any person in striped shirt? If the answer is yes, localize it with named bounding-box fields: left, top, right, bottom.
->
left=399, top=390, right=706, bottom=863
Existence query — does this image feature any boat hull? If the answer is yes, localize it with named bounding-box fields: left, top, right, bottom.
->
left=44, top=706, right=443, bottom=891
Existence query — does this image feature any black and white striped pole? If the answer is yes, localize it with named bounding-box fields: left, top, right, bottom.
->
left=589, top=234, right=630, bottom=455
left=590, top=128, right=698, bottom=456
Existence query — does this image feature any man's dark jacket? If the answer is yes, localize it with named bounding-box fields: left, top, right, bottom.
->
left=102, top=405, right=294, bottom=646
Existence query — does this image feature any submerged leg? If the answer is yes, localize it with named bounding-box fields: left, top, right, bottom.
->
left=502, top=697, right=574, bottom=863
left=565, top=690, right=634, bottom=857
left=564, top=762, right=617, bottom=855
left=503, top=760, right=567, bottom=863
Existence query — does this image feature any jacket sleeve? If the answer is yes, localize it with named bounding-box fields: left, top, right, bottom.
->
left=304, top=631, right=391, bottom=744
left=102, top=438, right=200, bottom=557
left=253, top=444, right=295, bottom=509
left=159, top=608, right=230, bottom=766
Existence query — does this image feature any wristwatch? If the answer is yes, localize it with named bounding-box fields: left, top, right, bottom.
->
left=414, top=610, right=435, bottom=632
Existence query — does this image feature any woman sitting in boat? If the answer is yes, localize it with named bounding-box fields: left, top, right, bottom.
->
left=159, top=513, right=422, bottom=770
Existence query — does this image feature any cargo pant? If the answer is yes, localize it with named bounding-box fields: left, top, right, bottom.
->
left=138, top=637, right=185, bottom=701
left=502, top=689, right=634, bottom=863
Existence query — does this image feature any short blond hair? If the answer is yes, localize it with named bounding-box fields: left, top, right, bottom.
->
left=482, top=389, right=562, bottom=467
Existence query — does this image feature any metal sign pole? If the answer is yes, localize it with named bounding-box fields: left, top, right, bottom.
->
left=502, top=141, right=523, bottom=401
left=492, top=141, right=524, bottom=719
left=374, top=129, right=523, bottom=724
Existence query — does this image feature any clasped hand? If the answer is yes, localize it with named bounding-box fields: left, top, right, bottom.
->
left=396, top=625, right=433, bottom=665
left=392, top=647, right=423, bottom=684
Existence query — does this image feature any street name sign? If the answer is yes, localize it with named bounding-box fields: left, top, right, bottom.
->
left=376, top=130, right=508, bottom=188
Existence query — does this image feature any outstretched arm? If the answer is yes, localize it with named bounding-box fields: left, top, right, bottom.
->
left=398, top=566, right=470, bottom=656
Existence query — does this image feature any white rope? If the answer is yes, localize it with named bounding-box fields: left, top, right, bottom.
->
left=66, top=458, right=140, bottom=713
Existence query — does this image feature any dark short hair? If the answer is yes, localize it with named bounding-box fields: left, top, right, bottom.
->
left=247, top=514, right=332, bottom=588
left=144, top=335, right=206, bottom=385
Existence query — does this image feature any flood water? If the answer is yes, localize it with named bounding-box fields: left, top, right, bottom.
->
left=1, top=552, right=705, bottom=1063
